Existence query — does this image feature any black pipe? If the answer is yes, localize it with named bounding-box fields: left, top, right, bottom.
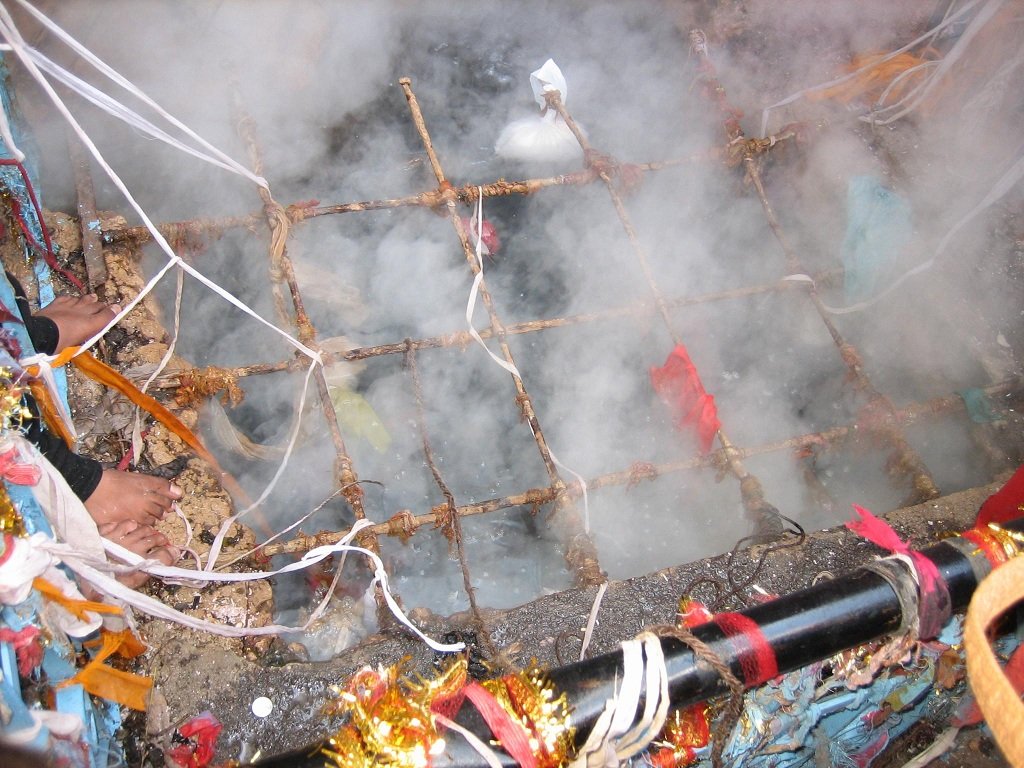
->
left=249, top=518, right=1022, bottom=767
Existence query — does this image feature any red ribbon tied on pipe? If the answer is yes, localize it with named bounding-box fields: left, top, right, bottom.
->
left=845, top=504, right=951, bottom=639
left=650, top=344, right=721, bottom=454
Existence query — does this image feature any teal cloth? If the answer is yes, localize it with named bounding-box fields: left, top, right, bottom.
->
left=959, top=387, right=1000, bottom=423
left=841, top=176, right=913, bottom=302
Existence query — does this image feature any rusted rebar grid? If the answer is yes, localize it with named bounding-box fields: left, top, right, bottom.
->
left=260, top=376, right=1022, bottom=557
left=543, top=88, right=783, bottom=537
left=97, top=125, right=806, bottom=248
left=690, top=28, right=940, bottom=507
left=404, top=342, right=501, bottom=662
left=235, top=111, right=381, bottom=562
left=141, top=271, right=842, bottom=395
left=399, top=76, right=604, bottom=587
left=99, top=156, right=712, bottom=248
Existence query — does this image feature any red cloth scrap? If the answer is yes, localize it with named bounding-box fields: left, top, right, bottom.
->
left=167, top=711, right=222, bottom=768
left=650, top=344, right=721, bottom=454
left=0, top=626, right=43, bottom=677
left=975, top=463, right=1024, bottom=527
left=0, top=447, right=42, bottom=486
left=845, top=505, right=951, bottom=639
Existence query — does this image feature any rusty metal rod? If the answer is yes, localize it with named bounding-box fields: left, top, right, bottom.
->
left=544, top=87, right=781, bottom=535
left=690, top=28, right=940, bottom=507
left=236, top=110, right=379, bottom=562
left=258, top=377, right=1022, bottom=557
left=99, top=156, right=714, bottom=247
left=142, top=272, right=841, bottom=392
left=66, top=132, right=108, bottom=290
left=398, top=76, right=603, bottom=585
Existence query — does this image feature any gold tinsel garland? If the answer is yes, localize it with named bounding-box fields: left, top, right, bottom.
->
left=319, top=658, right=574, bottom=768
left=0, top=370, right=31, bottom=433
left=0, top=372, right=32, bottom=537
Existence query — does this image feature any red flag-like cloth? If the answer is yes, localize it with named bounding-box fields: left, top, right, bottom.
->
left=650, top=344, right=721, bottom=454
left=975, top=463, right=1024, bottom=527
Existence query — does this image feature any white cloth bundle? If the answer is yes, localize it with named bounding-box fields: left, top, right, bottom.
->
left=495, top=59, right=585, bottom=164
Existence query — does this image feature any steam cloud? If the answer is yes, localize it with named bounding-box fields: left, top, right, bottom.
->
left=12, top=1, right=1022, bottom=645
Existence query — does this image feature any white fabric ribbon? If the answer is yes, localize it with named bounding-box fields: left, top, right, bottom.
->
left=0, top=533, right=103, bottom=637
left=464, top=189, right=591, bottom=528
left=570, top=632, right=669, bottom=767
left=9, top=0, right=267, bottom=189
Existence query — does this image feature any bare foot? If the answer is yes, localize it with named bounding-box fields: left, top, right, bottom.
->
left=99, top=520, right=180, bottom=588
left=84, top=469, right=183, bottom=528
left=35, top=294, right=121, bottom=352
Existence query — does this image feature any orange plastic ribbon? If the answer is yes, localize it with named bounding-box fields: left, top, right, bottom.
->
left=66, top=348, right=218, bottom=466
left=27, top=377, right=75, bottom=447
left=809, top=51, right=934, bottom=106
left=25, top=347, right=248, bottom=499
left=58, top=628, right=152, bottom=711
left=32, top=576, right=122, bottom=621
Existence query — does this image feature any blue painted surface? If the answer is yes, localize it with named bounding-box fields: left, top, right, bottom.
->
left=0, top=53, right=122, bottom=768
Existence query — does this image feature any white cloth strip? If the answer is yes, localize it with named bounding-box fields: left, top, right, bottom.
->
left=0, top=69, right=26, bottom=161
left=465, top=191, right=520, bottom=376
left=464, top=188, right=592, bottom=529
left=615, top=634, right=670, bottom=758
left=546, top=443, right=591, bottom=532
left=872, top=60, right=940, bottom=111
left=24, top=47, right=265, bottom=181
left=861, top=0, right=1004, bottom=126
left=133, top=264, right=184, bottom=464
left=434, top=714, right=505, bottom=768
left=607, top=638, right=645, bottom=741
left=37, top=519, right=463, bottom=651
left=2, top=6, right=323, bottom=563
left=11, top=0, right=268, bottom=189
left=570, top=633, right=669, bottom=767
left=218, top=487, right=343, bottom=570
left=579, top=581, right=608, bottom=661
left=757, top=0, right=982, bottom=137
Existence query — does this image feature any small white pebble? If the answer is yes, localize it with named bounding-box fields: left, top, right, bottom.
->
left=251, top=697, right=273, bottom=718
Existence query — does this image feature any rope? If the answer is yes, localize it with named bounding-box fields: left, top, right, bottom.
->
left=652, top=623, right=745, bottom=768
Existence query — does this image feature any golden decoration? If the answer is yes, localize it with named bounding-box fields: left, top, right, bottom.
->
left=0, top=372, right=32, bottom=433
left=320, top=658, right=574, bottom=768
left=0, top=483, right=25, bottom=537
left=647, top=704, right=711, bottom=767
left=482, top=664, right=575, bottom=768
left=320, top=659, right=466, bottom=768
left=980, top=523, right=1024, bottom=561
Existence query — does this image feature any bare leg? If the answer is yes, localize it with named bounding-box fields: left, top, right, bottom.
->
left=85, top=469, right=183, bottom=528
left=98, top=520, right=180, bottom=589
